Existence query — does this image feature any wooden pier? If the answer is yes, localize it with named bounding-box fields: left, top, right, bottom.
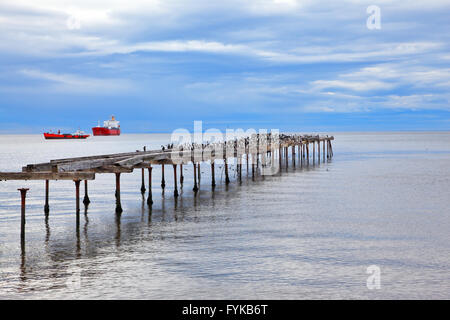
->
left=0, top=133, right=334, bottom=242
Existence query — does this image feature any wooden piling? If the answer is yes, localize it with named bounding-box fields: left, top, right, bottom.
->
left=147, top=166, right=153, bottom=205
left=278, top=146, right=282, bottom=172
left=74, top=180, right=81, bottom=214
left=193, top=163, right=199, bottom=192
left=285, top=147, right=288, bottom=171
left=18, top=188, right=29, bottom=243
left=44, top=180, right=49, bottom=215
left=251, top=154, right=256, bottom=180
left=300, top=143, right=303, bottom=167
left=115, top=173, right=123, bottom=214
left=173, top=164, right=179, bottom=197
left=292, top=146, right=296, bottom=167
left=318, top=140, right=320, bottom=163
left=238, top=162, right=242, bottom=182
left=326, top=140, right=330, bottom=159
left=225, top=158, right=230, bottom=184
left=140, top=168, right=146, bottom=194
left=83, top=180, right=90, bottom=206
left=246, top=153, right=249, bottom=174
left=211, top=161, right=216, bottom=187
left=313, top=141, right=316, bottom=165
left=161, top=164, right=166, bottom=188
left=323, top=139, right=326, bottom=163
left=306, top=143, right=310, bottom=166
left=197, top=162, right=201, bottom=181
left=329, top=140, right=333, bottom=158
left=180, top=164, right=184, bottom=185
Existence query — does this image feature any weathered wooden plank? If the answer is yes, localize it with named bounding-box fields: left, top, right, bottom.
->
left=0, top=172, right=95, bottom=181
left=87, top=166, right=134, bottom=174
left=56, top=157, right=132, bottom=172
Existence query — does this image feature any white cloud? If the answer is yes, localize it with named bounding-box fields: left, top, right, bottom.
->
left=311, top=79, right=395, bottom=91
left=19, top=69, right=132, bottom=94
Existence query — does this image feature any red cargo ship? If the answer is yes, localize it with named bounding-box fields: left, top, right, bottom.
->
left=92, top=116, right=121, bottom=136
left=44, top=130, right=90, bottom=140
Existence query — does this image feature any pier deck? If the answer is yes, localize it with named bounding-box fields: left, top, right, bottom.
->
left=0, top=133, right=334, bottom=242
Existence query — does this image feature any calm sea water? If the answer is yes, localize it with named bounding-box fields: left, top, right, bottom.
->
left=0, top=132, right=449, bottom=299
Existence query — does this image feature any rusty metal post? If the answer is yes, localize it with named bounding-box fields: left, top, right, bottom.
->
left=74, top=180, right=81, bottom=214
left=115, top=173, right=123, bottom=214
left=44, top=180, right=49, bottom=215
left=173, top=164, right=179, bottom=197
left=161, top=164, right=166, bottom=188
left=19, top=188, right=29, bottom=243
left=83, top=180, right=90, bottom=206
left=140, top=168, right=146, bottom=194
left=147, top=166, right=153, bottom=205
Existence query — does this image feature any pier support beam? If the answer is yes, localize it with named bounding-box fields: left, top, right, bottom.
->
left=115, top=173, right=123, bottom=214
left=246, top=153, right=249, bottom=174
left=140, top=168, right=146, bottom=194
left=329, top=140, right=333, bottom=158
left=292, top=146, right=296, bottom=168
left=19, top=188, right=29, bottom=244
left=193, top=163, right=199, bottom=192
left=147, top=166, right=153, bottom=206
left=278, top=146, right=282, bottom=172
left=173, top=165, right=179, bottom=198
left=306, top=143, right=310, bottom=166
left=44, top=180, right=49, bottom=215
left=197, top=163, right=201, bottom=182
left=225, top=158, right=230, bottom=185
left=180, top=164, right=184, bottom=185
left=323, top=140, right=326, bottom=163
left=74, top=179, right=81, bottom=214
left=299, top=144, right=302, bottom=167
left=211, top=161, right=216, bottom=188
left=83, top=180, right=90, bottom=206
left=313, top=141, right=316, bottom=165
left=326, top=140, right=330, bottom=159
left=238, top=156, right=242, bottom=182
left=161, top=164, right=166, bottom=189
left=285, top=147, right=288, bottom=171
left=317, top=141, right=320, bottom=163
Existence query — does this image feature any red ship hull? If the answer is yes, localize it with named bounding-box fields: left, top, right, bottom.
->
left=44, top=133, right=90, bottom=140
left=92, top=127, right=121, bottom=136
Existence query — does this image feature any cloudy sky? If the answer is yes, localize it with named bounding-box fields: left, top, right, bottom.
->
left=0, top=0, right=449, bottom=133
